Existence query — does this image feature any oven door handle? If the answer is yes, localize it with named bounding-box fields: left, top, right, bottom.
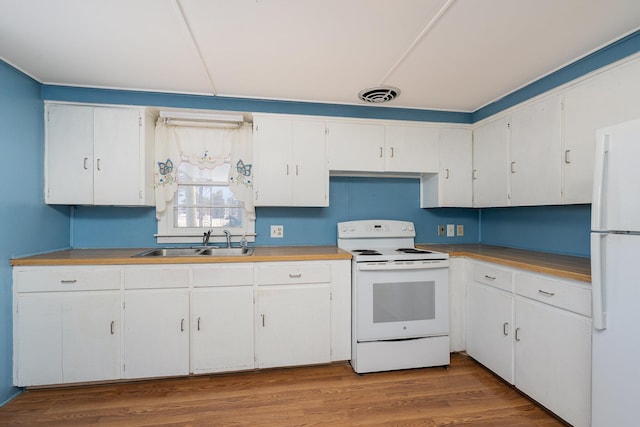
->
left=357, top=261, right=448, bottom=271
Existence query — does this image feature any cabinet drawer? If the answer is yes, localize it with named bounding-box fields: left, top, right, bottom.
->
left=515, top=274, right=591, bottom=317
left=16, top=268, right=121, bottom=292
left=256, top=263, right=331, bottom=285
left=123, top=267, right=190, bottom=289
left=472, top=263, right=513, bottom=292
left=192, top=264, right=254, bottom=287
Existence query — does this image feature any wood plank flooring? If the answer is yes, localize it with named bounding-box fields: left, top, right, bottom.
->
left=0, top=353, right=565, bottom=426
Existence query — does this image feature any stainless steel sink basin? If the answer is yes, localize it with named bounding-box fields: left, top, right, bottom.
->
left=198, top=247, right=254, bottom=256
left=133, top=246, right=254, bottom=257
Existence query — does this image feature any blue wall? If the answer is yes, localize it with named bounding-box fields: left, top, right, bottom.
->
left=480, top=205, right=591, bottom=257
left=0, top=62, right=70, bottom=405
left=72, top=177, right=479, bottom=247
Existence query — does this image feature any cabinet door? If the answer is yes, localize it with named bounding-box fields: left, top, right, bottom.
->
left=62, top=291, right=121, bottom=383
left=440, top=128, right=473, bottom=207
left=123, top=289, right=190, bottom=379
left=45, top=104, right=94, bottom=204
left=384, top=125, right=439, bottom=173
left=93, top=108, right=143, bottom=205
left=515, top=296, right=591, bottom=427
left=253, top=117, right=294, bottom=206
left=291, top=120, right=328, bottom=206
left=472, top=116, right=510, bottom=207
left=327, top=121, right=385, bottom=172
left=563, top=58, right=640, bottom=204
left=510, top=94, right=562, bottom=206
left=466, top=282, right=514, bottom=383
left=191, top=287, right=255, bottom=374
left=257, top=285, right=331, bottom=368
left=16, top=293, right=63, bottom=386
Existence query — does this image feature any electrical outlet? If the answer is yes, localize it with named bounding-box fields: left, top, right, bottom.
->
left=437, top=224, right=445, bottom=236
left=457, top=224, right=464, bottom=237
left=446, top=224, right=455, bottom=237
left=270, top=225, right=284, bottom=238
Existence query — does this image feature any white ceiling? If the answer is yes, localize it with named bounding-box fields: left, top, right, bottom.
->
left=1, top=0, right=639, bottom=112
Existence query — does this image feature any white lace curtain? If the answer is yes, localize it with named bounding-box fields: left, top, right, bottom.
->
left=154, top=119, right=254, bottom=220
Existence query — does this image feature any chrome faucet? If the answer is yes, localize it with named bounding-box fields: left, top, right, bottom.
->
left=223, top=230, right=232, bottom=248
left=203, top=230, right=212, bottom=247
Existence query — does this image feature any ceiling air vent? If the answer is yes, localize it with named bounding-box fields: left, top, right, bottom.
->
left=358, top=86, right=401, bottom=103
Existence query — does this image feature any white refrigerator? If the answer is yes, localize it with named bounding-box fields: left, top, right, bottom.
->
left=591, top=118, right=640, bottom=427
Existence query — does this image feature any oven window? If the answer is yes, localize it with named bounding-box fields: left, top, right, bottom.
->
left=372, top=281, right=435, bottom=323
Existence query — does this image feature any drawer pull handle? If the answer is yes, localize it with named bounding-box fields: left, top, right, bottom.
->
left=180, top=318, right=185, bottom=332
left=261, top=314, right=265, bottom=327
left=197, top=317, right=201, bottom=331
left=110, top=321, right=115, bottom=335
left=60, top=279, right=77, bottom=284
left=538, top=289, right=555, bottom=297
left=289, top=273, right=302, bottom=279
left=444, top=168, right=450, bottom=179
left=83, top=157, right=89, bottom=170
left=390, top=147, right=395, bottom=158
left=484, top=275, right=496, bottom=280
left=379, top=147, right=383, bottom=158
left=503, top=322, right=509, bottom=336
left=511, top=161, right=516, bottom=174
left=564, top=149, right=571, bottom=164
left=515, top=327, right=521, bottom=342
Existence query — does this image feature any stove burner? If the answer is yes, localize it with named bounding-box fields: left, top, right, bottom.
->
left=352, top=249, right=382, bottom=256
left=396, top=248, right=433, bottom=254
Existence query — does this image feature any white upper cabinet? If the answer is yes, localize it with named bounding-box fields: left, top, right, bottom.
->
left=509, top=94, right=562, bottom=206
left=327, top=121, right=386, bottom=171
left=563, top=57, right=640, bottom=204
left=421, top=127, right=473, bottom=208
left=472, top=115, right=511, bottom=207
left=45, top=103, right=155, bottom=206
left=384, top=125, right=440, bottom=173
left=327, top=120, right=440, bottom=173
left=253, top=114, right=328, bottom=207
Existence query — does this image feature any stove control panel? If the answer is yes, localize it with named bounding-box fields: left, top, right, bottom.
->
left=338, top=220, right=415, bottom=239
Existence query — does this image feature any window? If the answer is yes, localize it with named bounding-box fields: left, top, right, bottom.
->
left=154, top=119, right=255, bottom=244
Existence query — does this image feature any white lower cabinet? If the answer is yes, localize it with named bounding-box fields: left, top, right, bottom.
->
left=14, top=268, right=121, bottom=386
left=465, top=261, right=591, bottom=427
left=14, top=259, right=351, bottom=386
left=466, top=282, right=514, bottom=383
left=255, top=261, right=337, bottom=368
left=257, top=284, right=331, bottom=368
left=123, top=289, right=190, bottom=379
left=514, top=295, right=591, bottom=427
left=191, top=264, right=255, bottom=374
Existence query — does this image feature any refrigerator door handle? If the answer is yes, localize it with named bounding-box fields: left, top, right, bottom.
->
left=591, top=233, right=607, bottom=330
left=592, top=133, right=610, bottom=230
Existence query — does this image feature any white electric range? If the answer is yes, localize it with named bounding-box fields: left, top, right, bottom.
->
left=338, top=220, right=450, bottom=373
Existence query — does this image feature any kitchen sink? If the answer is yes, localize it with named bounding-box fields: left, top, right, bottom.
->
left=198, top=247, right=254, bottom=256
left=133, top=247, right=254, bottom=257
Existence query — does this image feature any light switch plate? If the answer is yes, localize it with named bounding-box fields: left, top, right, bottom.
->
left=457, top=224, right=464, bottom=236
left=437, top=225, right=445, bottom=236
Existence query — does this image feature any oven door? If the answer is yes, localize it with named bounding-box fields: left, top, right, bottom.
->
left=355, top=260, right=449, bottom=342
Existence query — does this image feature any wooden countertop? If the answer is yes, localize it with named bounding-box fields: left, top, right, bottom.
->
left=10, top=246, right=352, bottom=266
left=417, top=243, right=591, bottom=283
